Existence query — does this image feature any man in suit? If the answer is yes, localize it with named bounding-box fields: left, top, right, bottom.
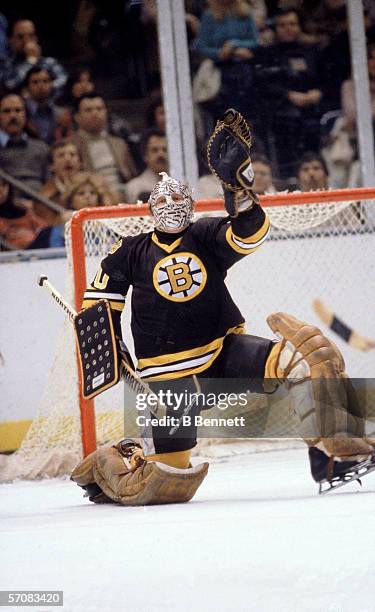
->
left=72, top=92, right=137, bottom=193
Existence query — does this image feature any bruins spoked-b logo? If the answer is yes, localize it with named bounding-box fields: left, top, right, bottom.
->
left=153, top=252, right=207, bottom=302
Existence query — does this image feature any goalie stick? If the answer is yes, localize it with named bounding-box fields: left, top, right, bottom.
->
left=38, top=274, right=166, bottom=419
left=312, top=299, right=375, bottom=352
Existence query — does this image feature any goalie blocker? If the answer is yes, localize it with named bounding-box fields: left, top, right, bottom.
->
left=74, top=300, right=121, bottom=399
left=38, top=276, right=168, bottom=423
left=74, top=300, right=167, bottom=419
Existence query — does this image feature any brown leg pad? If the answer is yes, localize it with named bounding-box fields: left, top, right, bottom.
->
left=322, top=435, right=372, bottom=458
left=266, top=311, right=373, bottom=458
left=71, top=450, right=98, bottom=486
left=74, top=447, right=209, bottom=506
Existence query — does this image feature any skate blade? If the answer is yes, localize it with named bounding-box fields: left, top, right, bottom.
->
left=318, top=455, right=375, bottom=495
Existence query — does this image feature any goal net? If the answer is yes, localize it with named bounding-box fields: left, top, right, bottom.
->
left=1, top=188, right=375, bottom=481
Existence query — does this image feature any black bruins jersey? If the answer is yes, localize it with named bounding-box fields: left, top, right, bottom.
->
left=82, top=205, right=270, bottom=381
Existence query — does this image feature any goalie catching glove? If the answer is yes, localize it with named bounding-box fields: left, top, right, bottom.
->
left=207, top=108, right=259, bottom=217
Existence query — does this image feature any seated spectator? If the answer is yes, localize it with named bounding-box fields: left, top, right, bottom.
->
left=252, top=155, right=277, bottom=194
left=0, top=93, right=49, bottom=192
left=36, top=139, right=83, bottom=225
left=54, top=67, right=96, bottom=140
left=63, top=172, right=113, bottom=210
left=321, top=6, right=375, bottom=112
left=72, top=92, right=137, bottom=194
left=2, top=19, right=67, bottom=97
left=31, top=172, right=114, bottom=249
left=124, top=129, right=167, bottom=202
left=294, top=152, right=329, bottom=191
left=58, top=67, right=95, bottom=107
left=255, top=7, right=324, bottom=179
left=320, top=112, right=355, bottom=188
left=0, top=176, right=46, bottom=250
left=24, top=65, right=67, bottom=144
left=60, top=73, right=142, bottom=175
left=320, top=41, right=375, bottom=189
left=193, top=0, right=259, bottom=122
left=341, top=42, right=375, bottom=136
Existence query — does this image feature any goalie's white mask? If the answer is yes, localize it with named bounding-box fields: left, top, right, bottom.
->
left=149, top=172, right=194, bottom=233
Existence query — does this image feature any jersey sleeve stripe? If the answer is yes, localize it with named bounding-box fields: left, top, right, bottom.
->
left=225, top=220, right=270, bottom=254
left=84, top=291, right=126, bottom=301
left=230, top=214, right=270, bottom=244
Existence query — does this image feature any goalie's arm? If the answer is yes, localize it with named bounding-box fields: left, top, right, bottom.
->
left=223, top=201, right=270, bottom=259
left=81, top=237, right=132, bottom=338
left=194, top=203, right=270, bottom=270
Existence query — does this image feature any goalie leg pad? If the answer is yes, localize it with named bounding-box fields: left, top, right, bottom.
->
left=72, top=443, right=208, bottom=506
left=71, top=450, right=97, bottom=486
left=94, top=447, right=208, bottom=506
left=70, top=451, right=113, bottom=503
left=266, top=312, right=372, bottom=458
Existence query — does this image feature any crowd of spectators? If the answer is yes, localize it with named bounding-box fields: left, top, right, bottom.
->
left=0, top=1, right=374, bottom=250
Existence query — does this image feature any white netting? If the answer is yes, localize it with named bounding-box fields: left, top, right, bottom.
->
left=2, top=193, right=374, bottom=481
left=269, top=197, right=367, bottom=231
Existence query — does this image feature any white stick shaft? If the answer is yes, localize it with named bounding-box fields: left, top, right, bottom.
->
left=38, top=275, right=77, bottom=321
left=37, top=274, right=167, bottom=421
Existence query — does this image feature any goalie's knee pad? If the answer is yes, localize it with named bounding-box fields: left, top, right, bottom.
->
left=265, top=312, right=372, bottom=459
left=266, top=312, right=344, bottom=382
left=72, top=440, right=208, bottom=506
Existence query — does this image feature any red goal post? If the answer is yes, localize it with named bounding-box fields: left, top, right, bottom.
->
left=69, top=187, right=375, bottom=457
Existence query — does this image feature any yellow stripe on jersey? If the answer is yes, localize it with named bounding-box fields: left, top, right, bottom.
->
left=151, top=232, right=183, bottom=253
left=137, top=324, right=245, bottom=381
left=225, top=214, right=270, bottom=255
left=82, top=288, right=126, bottom=312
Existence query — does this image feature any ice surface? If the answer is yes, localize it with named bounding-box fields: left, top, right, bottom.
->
left=1, top=449, right=375, bottom=612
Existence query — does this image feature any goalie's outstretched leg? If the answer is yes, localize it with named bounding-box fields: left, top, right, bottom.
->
left=265, top=312, right=374, bottom=485
left=71, top=439, right=208, bottom=506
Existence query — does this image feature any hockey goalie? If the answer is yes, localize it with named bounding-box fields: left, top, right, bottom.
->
left=71, top=109, right=374, bottom=505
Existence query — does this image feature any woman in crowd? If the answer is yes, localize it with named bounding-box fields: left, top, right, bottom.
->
left=60, top=67, right=95, bottom=104
left=62, top=171, right=114, bottom=211
left=31, top=172, right=115, bottom=249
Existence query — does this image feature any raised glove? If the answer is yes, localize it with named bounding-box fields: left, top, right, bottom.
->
left=207, top=108, right=259, bottom=217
